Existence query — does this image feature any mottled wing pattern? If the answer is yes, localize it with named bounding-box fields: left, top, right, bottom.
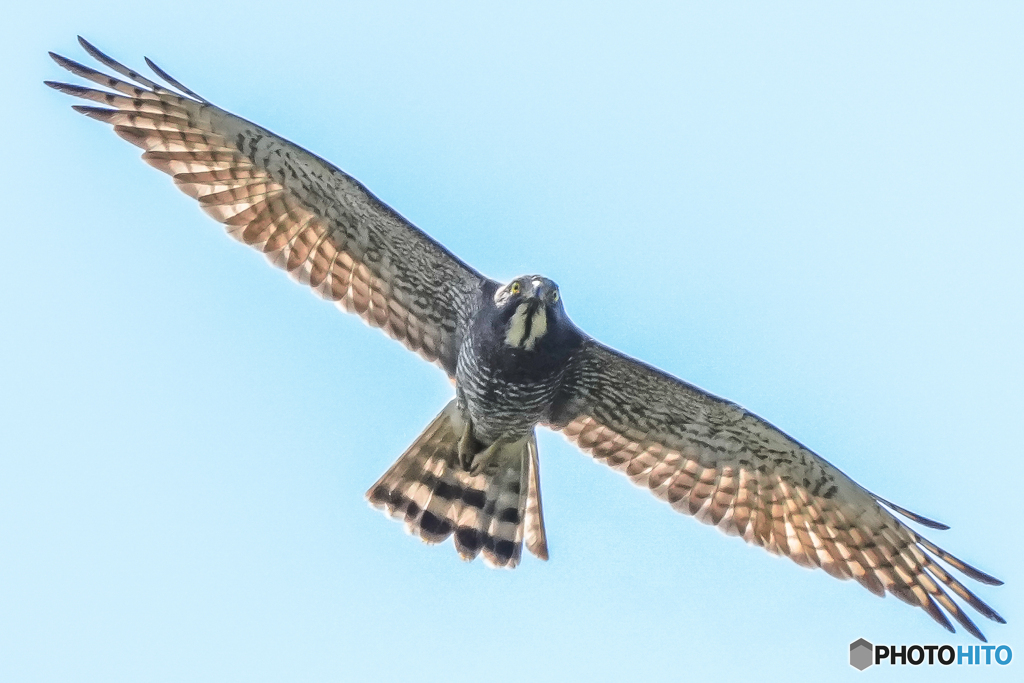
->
left=47, top=38, right=489, bottom=375
left=367, top=401, right=548, bottom=568
left=552, top=340, right=1004, bottom=640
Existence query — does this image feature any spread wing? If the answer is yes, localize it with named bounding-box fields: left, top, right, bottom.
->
left=551, top=340, right=1005, bottom=640
left=47, top=37, right=490, bottom=376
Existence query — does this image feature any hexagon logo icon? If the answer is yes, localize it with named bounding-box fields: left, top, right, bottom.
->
left=850, top=638, right=874, bottom=670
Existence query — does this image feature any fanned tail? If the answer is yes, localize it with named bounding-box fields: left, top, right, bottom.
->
left=366, top=400, right=548, bottom=568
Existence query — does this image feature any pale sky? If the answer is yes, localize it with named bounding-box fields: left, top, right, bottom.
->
left=3, top=2, right=1021, bottom=681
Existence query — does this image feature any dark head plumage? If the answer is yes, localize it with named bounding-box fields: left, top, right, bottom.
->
left=491, top=275, right=571, bottom=353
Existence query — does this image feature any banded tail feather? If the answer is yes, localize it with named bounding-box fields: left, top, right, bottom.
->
left=367, top=400, right=549, bottom=568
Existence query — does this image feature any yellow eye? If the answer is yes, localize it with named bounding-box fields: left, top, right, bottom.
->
left=509, top=282, right=521, bottom=295
left=551, top=290, right=559, bottom=303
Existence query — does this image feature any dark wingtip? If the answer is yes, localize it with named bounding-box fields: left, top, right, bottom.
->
left=960, top=563, right=1004, bottom=587
left=49, top=51, right=73, bottom=67
left=77, top=35, right=99, bottom=54
left=47, top=51, right=103, bottom=81
left=876, top=495, right=950, bottom=530
left=70, top=104, right=115, bottom=121
left=956, top=613, right=987, bottom=642
left=144, top=55, right=208, bottom=102
left=144, top=57, right=162, bottom=74
left=77, top=36, right=108, bottom=63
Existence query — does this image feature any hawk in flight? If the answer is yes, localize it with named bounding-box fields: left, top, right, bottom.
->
left=48, top=38, right=1004, bottom=641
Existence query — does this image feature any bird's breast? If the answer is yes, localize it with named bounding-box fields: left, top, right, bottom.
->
left=455, top=327, right=567, bottom=443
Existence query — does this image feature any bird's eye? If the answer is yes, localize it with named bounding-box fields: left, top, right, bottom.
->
left=551, top=290, right=559, bottom=303
left=509, top=282, right=521, bottom=295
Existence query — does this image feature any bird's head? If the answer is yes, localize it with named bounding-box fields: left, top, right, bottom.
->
left=493, top=275, right=565, bottom=351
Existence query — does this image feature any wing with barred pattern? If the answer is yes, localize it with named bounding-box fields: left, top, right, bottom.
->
left=551, top=339, right=1005, bottom=640
left=47, top=37, right=491, bottom=376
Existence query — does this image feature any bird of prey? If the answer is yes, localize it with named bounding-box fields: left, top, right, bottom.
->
left=47, top=37, right=1004, bottom=641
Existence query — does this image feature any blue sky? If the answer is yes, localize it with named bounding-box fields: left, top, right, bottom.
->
left=3, top=2, right=1021, bottom=680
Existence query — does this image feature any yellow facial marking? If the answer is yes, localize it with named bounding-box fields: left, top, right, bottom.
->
left=509, top=281, right=521, bottom=295
left=505, top=303, right=528, bottom=348
left=504, top=303, right=548, bottom=351
left=524, top=306, right=547, bottom=351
